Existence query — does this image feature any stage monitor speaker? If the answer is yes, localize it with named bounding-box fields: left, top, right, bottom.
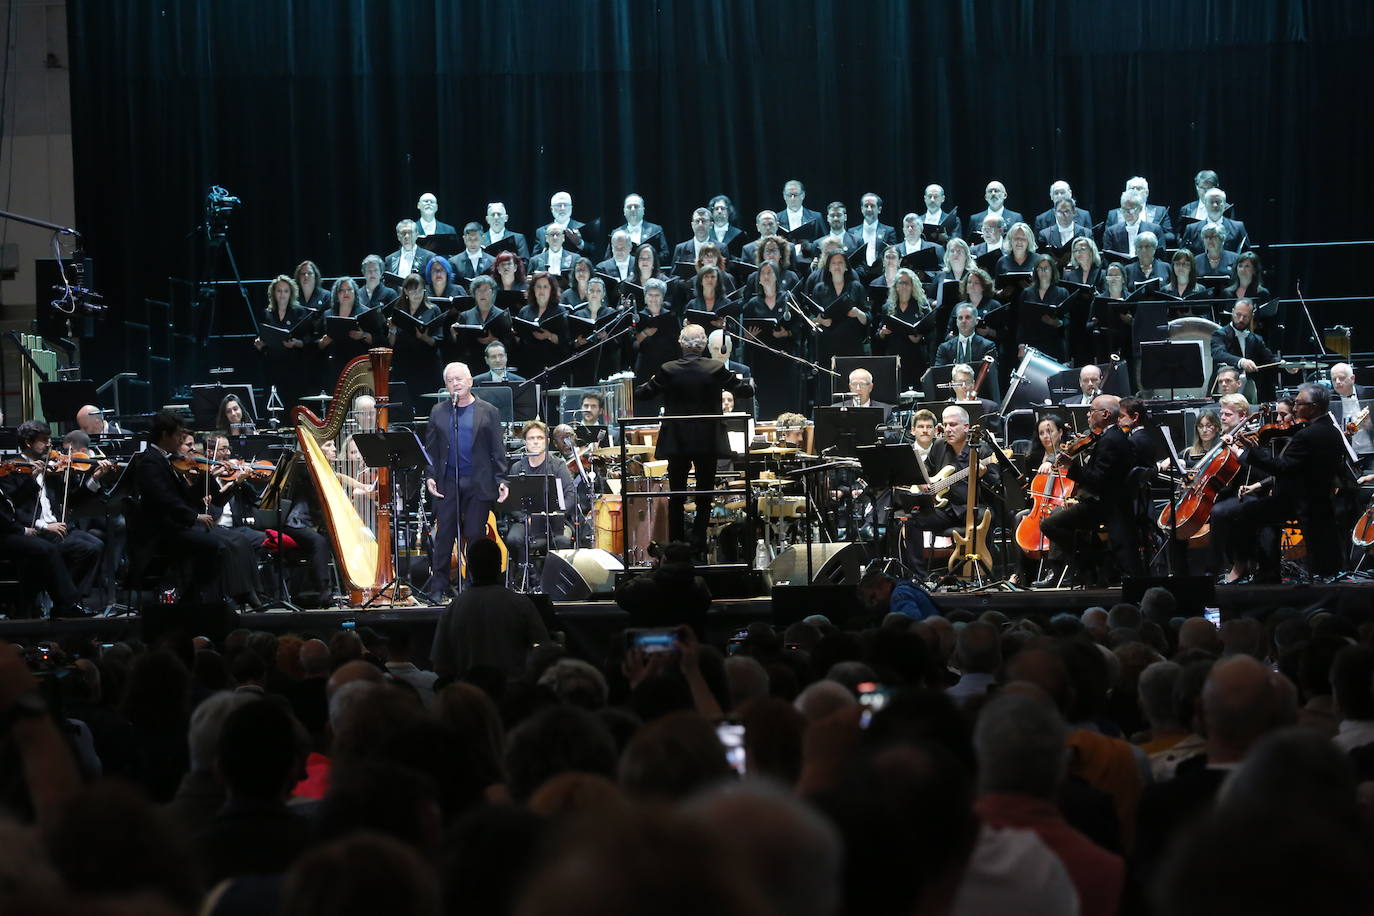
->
left=542, top=548, right=624, bottom=600
left=767, top=542, right=867, bottom=587
left=1122, top=575, right=1216, bottom=618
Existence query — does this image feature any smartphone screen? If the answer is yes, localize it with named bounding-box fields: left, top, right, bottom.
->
left=627, top=628, right=678, bottom=654
left=857, top=681, right=890, bottom=728
left=716, top=722, right=746, bottom=775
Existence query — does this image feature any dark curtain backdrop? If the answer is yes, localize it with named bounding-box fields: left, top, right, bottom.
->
left=67, top=0, right=1374, bottom=396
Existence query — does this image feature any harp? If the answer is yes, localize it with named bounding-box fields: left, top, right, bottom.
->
left=291, top=348, right=409, bottom=606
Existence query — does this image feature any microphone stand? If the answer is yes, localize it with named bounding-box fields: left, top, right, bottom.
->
left=724, top=315, right=836, bottom=378
left=516, top=311, right=637, bottom=394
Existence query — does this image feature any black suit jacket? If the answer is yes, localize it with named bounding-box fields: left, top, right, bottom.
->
left=934, top=335, right=1001, bottom=402
left=779, top=207, right=824, bottom=239
left=707, top=225, right=745, bottom=256
left=356, top=282, right=399, bottom=311
left=1101, top=220, right=1165, bottom=256
left=417, top=219, right=457, bottom=238
left=672, top=239, right=713, bottom=267
left=384, top=247, right=436, bottom=279
left=451, top=250, right=496, bottom=282
left=1210, top=324, right=1275, bottom=369
left=967, top=207, right=1024, bottom=241
left=480, top=230, right=531, bottom=261
left=1244, top=413, right=1348, bottom=519
left=919, top=211, right=962, bottom=245
left=533, top=218, right=589, bottom=255
left=528, top=249, right=578, bottom=274
left=603, top=222, right=669, bottom=263
left=1032, top=206, right=1093, bottom=234
left=1036, top=224, right=1093, bottom=251
left=423, top=397, right=509, bottom=501
left=635, top=356, right=752, bottom=458
left=1105, top=204, right=1174, bottom=242
left=1182, top=218, right=1248, bottom=254
left=1065, top=424, right=1136, bottom=506
left=132, top=448, right=200, bottom=532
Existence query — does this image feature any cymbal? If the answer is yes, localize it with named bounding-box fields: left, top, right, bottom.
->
left=300, top=394, right=334, bottom=403
left=749, top=446, right=798, bottom=455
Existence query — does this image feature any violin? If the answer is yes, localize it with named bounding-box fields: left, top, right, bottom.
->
left=0, top=458, right=47, bottom=477
left=171, top=454, right=230, bottom=476
left=1059, top=430, right=1101, bottom=460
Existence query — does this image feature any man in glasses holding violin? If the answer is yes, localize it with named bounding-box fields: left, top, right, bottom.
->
left=1211, top=382, right=1349, bottom=582
left=1039, top=395, right=1147, bottom=587
left=0, top=421, right=113, bottom=617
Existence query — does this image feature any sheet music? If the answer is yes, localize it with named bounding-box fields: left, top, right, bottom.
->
left=1159, top=426, right=1187, bottom=479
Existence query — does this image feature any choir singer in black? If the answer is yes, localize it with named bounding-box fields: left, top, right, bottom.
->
left=634, top=323, right=753, bottom=556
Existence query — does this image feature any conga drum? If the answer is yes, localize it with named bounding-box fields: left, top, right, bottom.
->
left=593, top=495, right=624, bottom=554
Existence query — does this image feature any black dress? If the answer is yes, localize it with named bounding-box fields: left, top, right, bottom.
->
left=811, top=278, right=870, bottom=370
left=873, top=298, right=935, bottom=392
left=389, top=302, right=443, bottom=413
left=742, top=295, right=803, bottom=418
left=515, top=303, right=571, bottom=388
left=632, top=308, right=682, bottom=416
left=569, top=303, right=627, bottom=385
left=259, top=303, right=314, bottom=411
left=1018, top=285, right=1069, bottom=362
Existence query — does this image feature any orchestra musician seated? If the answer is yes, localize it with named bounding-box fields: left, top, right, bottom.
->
left=1061, top=364, right=1103, bottom=407
left=130, top=410, right=265, bottom=612
left=1212, top=366, right=1243, bottom=399
left=1210, top=298, right=1297, bottom=402
left=1211, top=383, right=1348, bottom=582
left=909, top=408, right=938, bottom=465
left=900, top=404, right=1001, bottom=580
left=0, top=420, right=112, bottom=617
left=840, top=367, right=891, bottom=422
left=503, top=421, right=575, bottom=572
left=1038, top=395, right=1147, bottom=586
left=473, top=341, right=525, bottom=384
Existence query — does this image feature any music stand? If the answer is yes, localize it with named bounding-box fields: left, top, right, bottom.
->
left=479, top=380, right=539, bottom=420
left=921, top=364, right=956, bottom=401
left=471, top=384, right=515, bottom=423
left=497, top=473, right=566, bottom=592
left=255, top=448, right=304, bottom=612
left=1139, top=340, right=1205, bottom=400
left=353, top=430, right=429, bottom=607
left=856, top=442, right=926, bottom=572
left=38, top=380, right=99, bottom=427
left=813, top=406, right=885, bottom=457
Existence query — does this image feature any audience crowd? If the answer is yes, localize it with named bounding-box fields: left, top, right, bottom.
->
left=0, top=545, right=1372, bottom=915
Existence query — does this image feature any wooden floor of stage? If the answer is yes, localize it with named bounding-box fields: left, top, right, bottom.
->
left=3, top=579, right=1371, bottom=648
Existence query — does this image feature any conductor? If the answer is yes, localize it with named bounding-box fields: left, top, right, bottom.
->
left=424, top=362, right=509, bottom=603
left=635, top=323, right=753, bottom=555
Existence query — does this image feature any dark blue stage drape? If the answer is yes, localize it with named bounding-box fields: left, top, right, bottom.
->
left=66, top=0, right=1374, bottom=396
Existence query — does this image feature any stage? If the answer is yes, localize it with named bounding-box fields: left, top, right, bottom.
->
left=4, top=580, right=1370, bottom=668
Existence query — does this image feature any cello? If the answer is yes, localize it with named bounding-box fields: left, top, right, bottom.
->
left=1016, top=469, right=1075, bottom=560
left=1157, top=414, right=1262, bottom=538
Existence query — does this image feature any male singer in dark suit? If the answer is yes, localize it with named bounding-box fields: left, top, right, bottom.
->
left=384, top=220, right=436, bottom=279
left=532, top=190, right=590, bottom=255
left=1211, top=383, right=1349, bottom=580
left=935, top=305, right=1001, bottom=402
left=780, top=179, right=824, bottom=239
left=424, top=361, right=510, bottom=603
left=918, top=184, right=962, bottom=245
left=1209, top=298, right=1295, bottom=401
left=1103, top=177, right=1174, bottom=244
left=635, top=324, right=753, bottom=553
left=480, top=202, right=531, bottom=261
left=967, top=180, right=1023, bottom=243
left=1180, top=188, right=1248, bottom=253
left=415, top=192, right=456, bottom=238
left=603, top=193, right=669, bottom=263
left=451, top=223, right=496, bottom=282
left=1031, top=180, right=1093, bottom=234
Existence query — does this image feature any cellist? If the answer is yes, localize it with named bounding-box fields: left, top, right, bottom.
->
left=1040, top=395, right=1146, bottom=586
left=1014, top=414, right=1070, bottom=585
left=1201, top=394, right=1256, bottom=583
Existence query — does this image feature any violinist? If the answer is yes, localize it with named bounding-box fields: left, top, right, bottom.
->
left=203, top=435, right=272, bottom=552
left=1040, top=395, right=1145, bottom=586
left=130, top=410, right=265, bottom=612
left=0, top=421, right=111, bottom=617
left=1210, top=383, right=1348, bottom=581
